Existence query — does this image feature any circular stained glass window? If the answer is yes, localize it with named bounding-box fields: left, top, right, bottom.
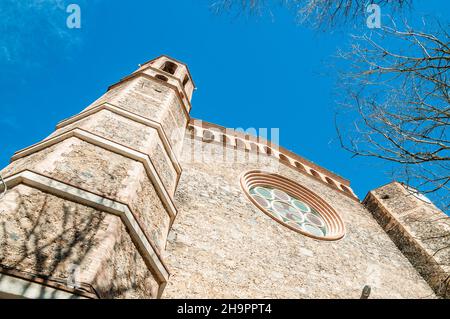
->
left=250, top=185, right=328, bottom=237
left=241, top=170, right=345, bottom=241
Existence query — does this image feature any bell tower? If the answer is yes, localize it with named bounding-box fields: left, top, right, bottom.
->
left=0, top=55, right=194, bottom=298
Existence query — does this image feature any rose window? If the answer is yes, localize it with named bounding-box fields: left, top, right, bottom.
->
left=241, top=170, right=345, bottom=240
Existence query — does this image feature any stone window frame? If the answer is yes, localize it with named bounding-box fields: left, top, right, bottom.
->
left=240, top=170, right=346, bottom=241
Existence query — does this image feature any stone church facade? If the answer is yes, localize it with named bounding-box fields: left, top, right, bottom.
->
left=0, top=56, right=448, bottom=299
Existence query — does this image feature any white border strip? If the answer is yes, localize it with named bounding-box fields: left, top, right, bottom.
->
left=0, top=273, right=86, bottom=299
left=11, top=128, right=177, bottom=221
left=3, top=170, right=169, bottom=297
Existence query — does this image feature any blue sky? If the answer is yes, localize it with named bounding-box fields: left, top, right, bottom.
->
left=0, top=0, right=448, bottom=200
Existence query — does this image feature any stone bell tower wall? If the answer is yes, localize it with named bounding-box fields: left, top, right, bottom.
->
left=0, top=55, right=194, bottom=298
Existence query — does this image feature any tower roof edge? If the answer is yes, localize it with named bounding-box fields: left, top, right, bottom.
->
left=140, top=54, right=197, bottom=88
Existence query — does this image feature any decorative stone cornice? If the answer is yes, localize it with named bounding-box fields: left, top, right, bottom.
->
left=11, top=127, right=177, bottom=222
left=0, top=273, right=88, bottom=299
left=0, top=266, right=97, bottom=299
left=134, top=64, right=193, bottom=108
left=189, top=120, right=359, bottom=201
left=55, top=102, right=182, bottom=178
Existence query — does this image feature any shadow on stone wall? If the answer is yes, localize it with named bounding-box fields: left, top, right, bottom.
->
left=0, top=186, right=104, bottom=298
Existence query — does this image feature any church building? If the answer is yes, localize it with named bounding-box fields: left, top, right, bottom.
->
left=0, top=56, right=448, bottom=299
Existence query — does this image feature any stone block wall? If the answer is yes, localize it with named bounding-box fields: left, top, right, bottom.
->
left=163, top=134, right=436, bottom=298
left=0, top=184, right=159, bottom=298
left=0, top=54, right=444, bottom=299
left=0, top=56, right=192, bottom=298
left=364, top=182, right=450, bottom=298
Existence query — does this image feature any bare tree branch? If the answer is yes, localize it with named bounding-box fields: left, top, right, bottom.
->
left=210, top=0, right=412, bottom=28
left=336, top=20, right=450, bottom=212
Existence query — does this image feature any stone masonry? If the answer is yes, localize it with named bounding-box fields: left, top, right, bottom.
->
left=364, top=182, right=450, bottom=298
left=0, top=55, right=448, bottom=299
left=162, top=135, right=436, bottom=298
left=0, top=55, right=194, bottom=298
